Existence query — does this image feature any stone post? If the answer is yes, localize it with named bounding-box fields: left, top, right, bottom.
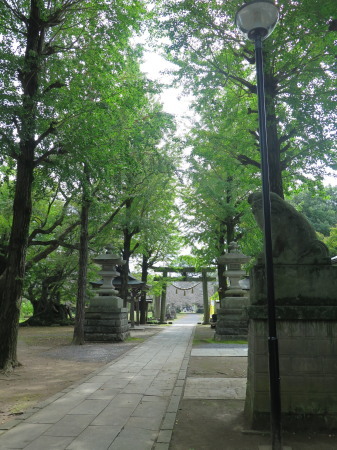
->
left=160, top=269, right=168, bottom=323
left=202, top=268, right=210, bottom=324
left=154, top=295, right=161, bottom=321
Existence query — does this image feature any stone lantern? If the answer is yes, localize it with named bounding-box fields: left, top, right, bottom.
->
left=221, top=242, right=250, bottom=298
left=214, top=242, right=250, bottom=340
left=84, top=246, right=130, bottom=342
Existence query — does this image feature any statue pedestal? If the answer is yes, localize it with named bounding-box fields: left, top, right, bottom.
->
left=245, top=264, right=337, bottom=431
left=84, top=249, right=130, bottom=342
left=214, top=295, right=249, bottom=340
left=215, top=243, right=250, bottom=340
left=84, top=296, right=129, bottom=342
left=250, top=264, right=337, bottom=305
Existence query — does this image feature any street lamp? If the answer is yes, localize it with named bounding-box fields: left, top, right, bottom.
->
left=235, top=1, right=282, bottom=449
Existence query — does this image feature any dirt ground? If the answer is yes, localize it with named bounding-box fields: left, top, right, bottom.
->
left=0, top=325, right=159, bottom=426
left=170, top=325, right=337, bottom=450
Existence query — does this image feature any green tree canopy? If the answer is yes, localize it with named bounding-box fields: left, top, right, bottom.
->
left=155, top=0, right=337, bottom=196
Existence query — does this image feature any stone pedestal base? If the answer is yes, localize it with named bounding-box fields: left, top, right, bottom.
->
left=250, top=264, right=337, bottom=305
left=84, top=309, right=129, bottom=342
left=214, top=296, right=249, bottom=340
left=245, top=307, right=337, bottom=431
left=84, top=295, right=129, bottom=342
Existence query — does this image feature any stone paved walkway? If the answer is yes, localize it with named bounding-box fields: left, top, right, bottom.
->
left=0, top=316, right=198, bottom=450
left=2, top=317, right=335, bottom=449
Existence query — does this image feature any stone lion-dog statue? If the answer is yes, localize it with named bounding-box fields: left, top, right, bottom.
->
left=248, top=191, right=330, bottom=265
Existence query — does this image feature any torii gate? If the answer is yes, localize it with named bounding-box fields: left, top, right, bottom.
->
left=152, top=266, right=216, bottom=324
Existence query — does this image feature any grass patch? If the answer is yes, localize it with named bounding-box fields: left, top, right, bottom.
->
left=10, top=395, right=40, bottom=414
left=18, top=326, right=74, bottom=347
left=193, top=338, right=247, bottom=345
left=126, top=337, right=145, bottom=342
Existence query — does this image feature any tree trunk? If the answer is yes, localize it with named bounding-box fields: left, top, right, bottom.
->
left=130, top=295, right=135, bottom=328
left=136, top=297, right=140, bottom=325
left=265, top=73, right=284, bottom=198
left=120, top=197, right=135, bottom=307
left=0, top=156, right=34, bottom=370
left=73, top=172, right=90, bottom=345
left=24, top=271, right=68, bottom=326
left=121, top=230, right=132, bottom=308
left=0, top=0, right=45, bottom=370
left=217, top=222, right=227, bottom=301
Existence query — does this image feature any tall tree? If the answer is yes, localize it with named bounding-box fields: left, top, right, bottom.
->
left=109, top=103, right=178, bottom=305
left=181, top=136, right=255, bottom=296
left=156, top=0, right=336, bottom=197
left=0, top=0, right=145, bottom=371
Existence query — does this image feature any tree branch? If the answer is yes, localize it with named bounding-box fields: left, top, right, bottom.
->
left=278, top=129, right=296, bottom=146
left=43, top=81, right=66, bottom=94
left=28, top=196, right=71, bottom=243
left=2, top=0, right=28, bottom=24
left=212, top=63, right=257, bottom=94
left=26, top=220, right=81, bottom=271
left=280, top=142, right=292, bottom=154
left=248, top=129, right=259, bottom=141
left=34, top=144, right=66, bottom=167
left=34, top=122, right=58, bottom=148
left=236, top=154, right=261, bottom=169
left=87, top=199, right=128, bottom=241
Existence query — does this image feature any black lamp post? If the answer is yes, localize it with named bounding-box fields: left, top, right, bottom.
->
left=235, top=1, right=282, bottom=449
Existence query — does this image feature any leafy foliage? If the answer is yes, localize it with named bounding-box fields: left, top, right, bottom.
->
left=290, top=186, right=337, bottom=236
left=155, top=0, right=337, bottom=196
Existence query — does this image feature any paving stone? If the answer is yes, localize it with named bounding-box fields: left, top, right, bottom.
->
left=177, top=370, right=187, bottom=380
left=26, top=405, right=70, bottom=424
left=108, top=427, right=157, bottom=450
left=96, top=368, right=123, bottom=376
left=71, top=382, right=105, bottom=395
left=26, top=392, right=93, bottom=424
left=139, top=369, right=160, bottom=377
left=0, top=423, right=51, bottom=448
left=68, top=399, right=110, bottom=415
left=91, top=406, right=135, bottom=427
left=125, top=415, right=163, bottom=431
left=108, top=393, right=142, bottom=408
left=172, top=386, right=183, bottom=397
left=145, top=387, right=172, bottom=397
left=161, top=412, right=177, bottom=430
left=35, top=392, right=65, bottom=408
left=191, top=348, right=248, bottom=357
left=24, top=435, right=74, bottom=449
left=66, top=425, right=121, bottom=450
left=132, top=399, right=168, bottom=418
left=153, top=442, right=170, bottom=450
left=88, top=387, right=121, bottom=400
left=102, top=377, right=134, bottom=389
left=82, top=375, right=112, bottom=386
left=183, top=377, right=247, bottom=399
left=166, top=396, right=181, bottom=413
left=156, top=429, right=172, bottom=443
left=44, top=414, right=96, bottom=437
left=122, top=381, right=153, bottom=394
left=141, top=395, right=165, bottom=402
